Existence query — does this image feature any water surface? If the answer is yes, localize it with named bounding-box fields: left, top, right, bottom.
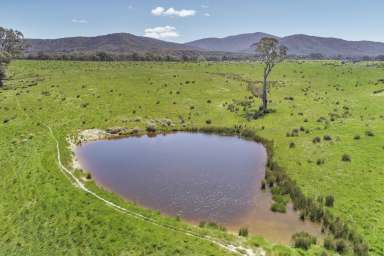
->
left=76, top=132, right=320, bottom=244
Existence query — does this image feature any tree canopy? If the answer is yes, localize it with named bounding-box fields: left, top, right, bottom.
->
left=256, top=37, right=287, bottom=78
left=0, top=26, right=24, bottom=62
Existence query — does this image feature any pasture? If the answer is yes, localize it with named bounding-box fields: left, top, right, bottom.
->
left=1, top=60, right=383, bottom=255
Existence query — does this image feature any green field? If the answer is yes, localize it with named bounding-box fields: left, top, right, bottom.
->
left=1, top=60, right=383, bottom=255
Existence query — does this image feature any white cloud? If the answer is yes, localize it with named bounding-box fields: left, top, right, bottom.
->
left=144, top=26, right=179, bottom=39
left=204, top=13, right=211, bottom=17
left=151, top=7, right=196, bottom=17
left=201, top=4, right=209, bottom=9
left=151, top=6, right=165, bottom=15
left=71, top=18, right=88, bottom=24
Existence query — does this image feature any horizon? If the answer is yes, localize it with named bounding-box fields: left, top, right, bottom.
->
left=1, top=0, right=384, bottom=43
left=25, top=31, right=384, bottom=44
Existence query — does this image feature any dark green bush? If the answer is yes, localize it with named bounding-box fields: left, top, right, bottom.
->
left=146, top=123, right=157, bottom=132
left=0, top=64, right=5, bottom=86
left=335, top=239, right=349, bottom=254
left=317, top=159, right=325, bottom=165
left=271, top=202, right=287, bottom=213
left=261, top=180, right=266, bottom=190
left=323, top=135, right=332, bottom=141
left=341, top=154, right=351, bottom=162
left=365, top=130, right=375, bottom=137
left=325, top=195, right=334, bottom=207
left=238, top=228, right=248, bottom=237
left=292, top=232, right=317, bottom=250
left=313, top=136, right=321, bottom=143
left=85, top=172, right=92, bottom=180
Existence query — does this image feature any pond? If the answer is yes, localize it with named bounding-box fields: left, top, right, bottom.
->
left=75, top=132, right=321, bottom=244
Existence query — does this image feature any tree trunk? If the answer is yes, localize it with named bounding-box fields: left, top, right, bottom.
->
left=262, top=70, right=268, bottom=113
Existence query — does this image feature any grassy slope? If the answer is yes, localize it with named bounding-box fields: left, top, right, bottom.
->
left=0, top=60, right=383, bottom=255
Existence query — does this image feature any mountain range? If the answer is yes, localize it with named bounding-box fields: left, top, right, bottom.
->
left=186, top=32, right=384, bottom=57
left=25, top=32, right=384, bottom=58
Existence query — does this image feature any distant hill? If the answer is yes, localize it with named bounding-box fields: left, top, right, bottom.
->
left=25, top=33, right=197, bottom=53
left=185, top=32, right=276, bottom=53
left=187, top=33, right=384, bottom=57
left=25, top=32, right=384, bottom=59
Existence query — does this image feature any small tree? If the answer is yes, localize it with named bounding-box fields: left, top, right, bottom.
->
left=0, top=27, right=24, bottom=86
left=255, top=37, right=287, bottom=113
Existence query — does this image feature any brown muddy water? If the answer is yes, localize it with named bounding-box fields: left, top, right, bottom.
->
left=75, top=132, right=321, bottom=244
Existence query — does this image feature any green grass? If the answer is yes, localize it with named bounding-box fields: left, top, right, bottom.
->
left=1, top=60, right=384, bottom=255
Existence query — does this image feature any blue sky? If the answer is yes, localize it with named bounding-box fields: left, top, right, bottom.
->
left=1, top=0, right=384, bottom=42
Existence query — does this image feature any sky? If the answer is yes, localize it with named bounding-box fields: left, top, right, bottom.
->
left=1, top=0, right=384, bottom=43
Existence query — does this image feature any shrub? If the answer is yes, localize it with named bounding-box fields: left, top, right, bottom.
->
left=323, top=237, right=336, bottom=250
left=261, top=180, right=266, bottom=190
left=317, top=159, right=325, bottom=165
left=335, top=239, right=348, bottom=254
left=323, top=135, right=332, bottom=141
left=325, top=195, right=334, bottom=207
left=365, top=130, right=375, bottom=137
left=0, top=64, right=5, bottom=86
left=341, top=154, right=351, bottom=162
left=289, top=142, right=295, bottom=148
left=85, top=172, right=92, bottom=180
left=206, top=222, right=226, bottom=231
left=354, top=135, right=361, bottom=140
left=353, top=242, right=369, bottom=256
left=299, top=212, right=305, bottom=221
left=313, top=136, right=321, bottom=143
left=206, top=119, right=212, bottom=125
left=146, top=123, right=157, bottom=132
left=238, top=228, right=248, bottom=237
left=271, top=202, right=287, bottom=213
left=292, top=232, right=317, bottom=250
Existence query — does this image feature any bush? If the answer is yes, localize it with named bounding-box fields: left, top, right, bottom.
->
left=353, top=242, right=369, bottom=256
left=0, top=64, right=6, bottom=86
left=206, top=119, right=212, bottom=125
left=341, top=154, right=351, bottom=162
left=325, top=195, right=334, bottom=207
left=323, top=135, right=332, bottom=141
left=261, top=180, right=266, bottom=190
left=354, top=135, right=361, bottom=140
left=146, top=123, right=157, bottom=132
left=271, top=202, right=287, bottom=213
left=205, top=222, right=226, bottom=231
left=85, top=172, right=92, bottom=180
left=238, top=228, right=248, bottom=237
left=317, top=159, right=325, bottom=165
left=323, top=237, right=336, bottom=250
left=365, top=130, right=375, bottom=137
left=335, top=239, right=348, bottom=254
left=313, top=136, right=321, bottom=143
left=292, top=232, right=317, bottom=250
